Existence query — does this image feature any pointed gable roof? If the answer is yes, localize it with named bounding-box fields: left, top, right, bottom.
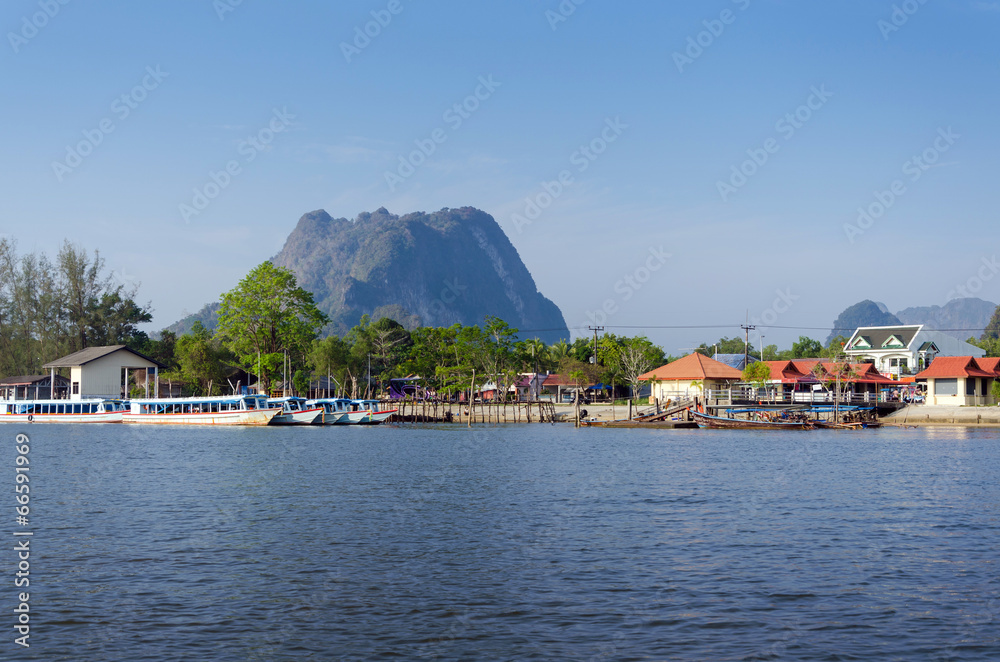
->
left=761, top=360, right=813, bottom=383
left=639, top=353, right=744, bottom=382
left=975, top=357, right=1000, bottom=376
left=914, top=356, right=994, bottom=379
left=42, top=345, right=166, bottom=369
left=846, top=325, right=922, bottom=352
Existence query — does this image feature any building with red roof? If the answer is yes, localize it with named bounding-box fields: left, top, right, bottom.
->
left=754, top=360, right=901, bottom=404
left=914, top=356, right=999, bottom=405
left=639, top=353, right=743, bottom=403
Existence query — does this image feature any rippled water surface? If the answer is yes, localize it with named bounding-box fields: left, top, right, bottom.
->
left=4, top=423, right=1000, bottom=660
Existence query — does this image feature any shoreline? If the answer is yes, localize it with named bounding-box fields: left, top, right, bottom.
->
left=881, top=404, right=1000, bottom=428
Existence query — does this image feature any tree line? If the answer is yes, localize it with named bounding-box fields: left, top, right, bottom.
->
left=6, top=239, right=998, bottom=398
left=0, top=239, right=152, bottom=377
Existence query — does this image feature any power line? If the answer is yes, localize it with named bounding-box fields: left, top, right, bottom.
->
left=517, top=324, right=991, bottom=333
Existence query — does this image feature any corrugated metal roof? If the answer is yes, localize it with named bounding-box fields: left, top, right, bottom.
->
left=0, top=375, right=69, bottom=386
left=43, top=345, right=166, bottom=369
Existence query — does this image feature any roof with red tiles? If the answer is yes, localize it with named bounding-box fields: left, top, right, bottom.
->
left=639, top=353, right=744, bottom=381
left=914, top=356, right=995, bottom=379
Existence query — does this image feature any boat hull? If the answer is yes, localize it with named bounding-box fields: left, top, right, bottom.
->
left=123, top=408, right=280, bottom=426
left=0, top=412, right=122, bottom=424
left=691, top=409, right=812, bottom=430
left=269, top=408, right=324, bottom=425
left=356, top=409, right=397, bottom=425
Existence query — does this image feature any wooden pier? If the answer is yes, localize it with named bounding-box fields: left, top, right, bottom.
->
left=384, top=399, right=559, bottom=424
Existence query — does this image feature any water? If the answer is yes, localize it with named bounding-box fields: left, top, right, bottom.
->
left=3, top=423, right=999, bottom=660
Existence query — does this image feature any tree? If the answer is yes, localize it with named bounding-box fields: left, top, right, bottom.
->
left=215, top=262, right=329, bottom=395
left=821, top=335, right=850, bottom=358
left=175, top=322, right=230, bottom=395
left=57, top=241, right=109, bottom=351
left=602, top=335, right=664, bottom=398
left=743, top=361, right=772, bottom=391
left=791, top=336, right=823, bottom=359
left=696, top=336, right=758, bottom=359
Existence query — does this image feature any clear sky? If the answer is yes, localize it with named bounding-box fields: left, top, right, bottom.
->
left=2, top=0, right=998, bottom=354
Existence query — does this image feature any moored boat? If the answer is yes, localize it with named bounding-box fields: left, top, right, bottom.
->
left=0, top=398, right=127, bottom=423
left=123, top=394, right=280, bottom=425
left=350, top=399, right=398, bottom=425
left=306, top=398, right=353, bottom=425
left=267, top=397, right=324, bottom=425
left=691, top=408, right=813, bottom=430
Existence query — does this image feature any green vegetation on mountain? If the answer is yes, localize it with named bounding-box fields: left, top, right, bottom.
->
left=826, top=300, right=903, bottom=344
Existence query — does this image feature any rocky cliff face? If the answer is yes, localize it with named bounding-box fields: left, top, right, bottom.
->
left=827, top=300, right=903, bottom=344
left=895, top=298, right=997, bottom=339
left=169, top=207, right=569, bottom=343
left=826, top=297, right=998, bottom=344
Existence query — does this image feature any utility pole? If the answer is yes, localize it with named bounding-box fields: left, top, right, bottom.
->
left=588, top=326, right=604, bottom=366
left=741, top=318, right=756, bottom=371
left=589, top=325, right=604, bottom=402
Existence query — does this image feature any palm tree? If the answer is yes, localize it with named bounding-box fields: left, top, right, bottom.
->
left=548, top=340, right=571, bottom=364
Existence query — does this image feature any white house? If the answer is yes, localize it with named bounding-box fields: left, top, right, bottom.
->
left=843, top=325, right=985, bottom=379
left=42, top=345, right=166, bottom=400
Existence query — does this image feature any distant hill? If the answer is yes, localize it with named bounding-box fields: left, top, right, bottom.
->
left=165, top=302, right=220, bottom=337
left=825, top=297, right=999, bottom=345
left=827, top=300, right=903, bottom=344
left=166, top=207, right=570, bottom=343
left=895, top=298, right=997, bottom=339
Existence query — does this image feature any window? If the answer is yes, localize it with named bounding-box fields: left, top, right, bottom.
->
left=967, top=379, right=977, bottom=396
left=72, top=382, right=79, bottom=395
left=936, top=378, right=958, bottom=396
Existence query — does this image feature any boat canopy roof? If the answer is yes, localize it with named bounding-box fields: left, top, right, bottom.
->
left=129, top=395, right=266, bottom=404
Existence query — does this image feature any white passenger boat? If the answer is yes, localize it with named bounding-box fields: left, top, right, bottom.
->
left=305, top=398, right=397, bottom=425
left=267, top=397, right=324, bottom=425
left=0, top=399, right=127, bottom=423
left=305, top=398, right=353, bottom=425
left=350, top=399, right=397, bottom=425
left=123, top=394, right=280, bottom=426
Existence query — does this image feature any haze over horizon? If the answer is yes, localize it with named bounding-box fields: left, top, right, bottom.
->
left=3, top=1, right=998, bottom=354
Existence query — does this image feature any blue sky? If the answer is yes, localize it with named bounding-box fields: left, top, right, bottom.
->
left=2, top=0, right=998, bottom=354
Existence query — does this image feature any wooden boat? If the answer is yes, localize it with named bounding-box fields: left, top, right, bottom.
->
left=0, top=398, right=126, bottom=423
left=123, top=394, right=280, bottom=426
left=813, top=420, right=881, bottom=429
left=691, top=408, right=813, bottom=430
left=266, top=397, right=324, bottom=425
